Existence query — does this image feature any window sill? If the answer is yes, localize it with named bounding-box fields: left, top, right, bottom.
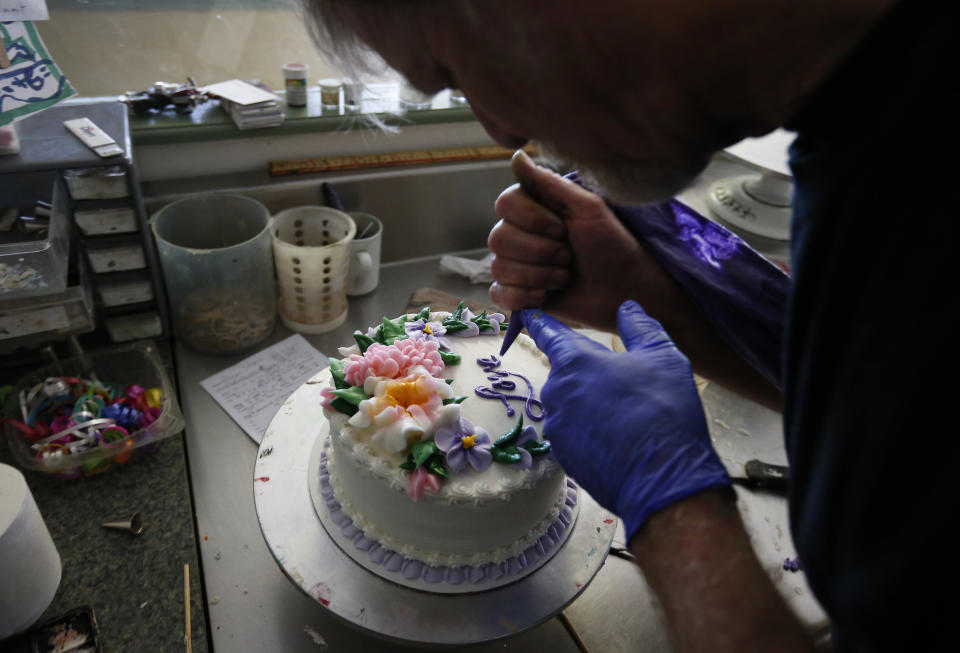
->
left=68, top=88, right=477, bottom=147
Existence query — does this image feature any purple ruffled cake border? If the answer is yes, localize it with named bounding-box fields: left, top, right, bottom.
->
left=318, top=446, right=579, bottom=586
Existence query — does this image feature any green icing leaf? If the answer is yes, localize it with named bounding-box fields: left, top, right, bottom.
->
left=441, top=319, right=470, bottom=333
left=330, top=397, right=358, bottom=416
left=451, top=301, right=466, bottom=321
left=374, top=316, right=407, bottom=345
left=332, top=386, right=367, bottom=406
left=411, top=439, right=438, bottom=468
left=399, top=458, right=415, bottom=471
left=414, top=307, right=431, bottom=321
left=354, top=332, right=376, bottom=353
left=445, top=379, right=455, bottom=385
left=442, top=396, right=468, bottom=405
left=494, top=416, right=523, bottom=447
left=439, top=350, right=461, bottom=365
left=328, top=358, right=348, bottom=389
left=426, top=456, right=449, bottom=479
left=523, top=439, right=552, bottom=456
left=492, top=446, right=523, bottom=464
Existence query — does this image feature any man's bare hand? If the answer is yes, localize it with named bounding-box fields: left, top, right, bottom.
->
left=488, top=150, right=694, bottom=333
left=488, top=151, right=781, bottom=410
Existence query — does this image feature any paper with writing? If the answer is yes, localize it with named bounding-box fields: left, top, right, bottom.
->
left=200, top=334, right=328, bottom=444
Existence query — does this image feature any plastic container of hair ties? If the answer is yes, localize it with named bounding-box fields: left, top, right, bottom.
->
left=1, top=341, right=184, bottom=478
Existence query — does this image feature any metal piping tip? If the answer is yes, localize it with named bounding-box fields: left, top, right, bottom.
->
left=102, top=512, right=145, bottom=536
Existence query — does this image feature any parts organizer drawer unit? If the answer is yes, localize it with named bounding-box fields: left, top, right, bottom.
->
left=96, top=274, right=154, bottom=307
left=0, top=253, right=95, bottom=355
left=86, top=241, right=146, bottom=274
left=74, top=202, right=138, bottom=236
left=63, top=165, right=130, bottom=200
left=0, top=177, right=70, bottom=301
left=104, top=311, right=163, bottom=342
left=0, top=101, right=171, bottom=346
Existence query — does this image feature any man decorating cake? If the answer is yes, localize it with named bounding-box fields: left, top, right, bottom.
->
left=299, top=1, right=955, bottom=650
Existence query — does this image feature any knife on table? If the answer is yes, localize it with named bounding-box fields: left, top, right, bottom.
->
left=730, top=459, right=790, bottom=495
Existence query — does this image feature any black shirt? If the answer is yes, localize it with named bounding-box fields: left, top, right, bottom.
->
left=784, top=0, right=958, bottom=649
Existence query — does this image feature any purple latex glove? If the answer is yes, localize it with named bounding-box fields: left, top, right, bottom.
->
left=521, top=300, right=731, bottom=539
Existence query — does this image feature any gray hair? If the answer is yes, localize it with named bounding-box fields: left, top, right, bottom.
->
left=299, top=1, right=375, bottom=76
left=299, top=1, right=483, bottom=78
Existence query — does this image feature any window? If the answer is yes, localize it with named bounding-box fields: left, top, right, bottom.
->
left=37, top=0, right=341, bottom=97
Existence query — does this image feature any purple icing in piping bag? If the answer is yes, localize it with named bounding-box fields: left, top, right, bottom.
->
left=499, top=311, right=525, bottom=356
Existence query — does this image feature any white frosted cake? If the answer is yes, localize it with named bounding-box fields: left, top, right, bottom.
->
left=318, top=303, right=577, bottom=587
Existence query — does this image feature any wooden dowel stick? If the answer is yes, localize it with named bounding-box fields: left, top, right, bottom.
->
left=184, top=563, right=192, bottom=653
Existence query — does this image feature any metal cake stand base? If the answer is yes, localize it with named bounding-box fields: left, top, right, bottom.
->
left=254, top=369, right=617, bottom=647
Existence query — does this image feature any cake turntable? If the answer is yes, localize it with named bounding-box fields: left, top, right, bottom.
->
left=254, top=368, right=617, bottom=647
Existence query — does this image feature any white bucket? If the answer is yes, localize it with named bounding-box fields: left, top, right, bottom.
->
left=271, top=206, right=356, bottom=334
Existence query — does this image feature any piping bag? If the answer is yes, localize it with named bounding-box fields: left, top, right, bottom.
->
left=499, top=151, right=562, bottom=356
left=500, top=154, right=789, bottom=389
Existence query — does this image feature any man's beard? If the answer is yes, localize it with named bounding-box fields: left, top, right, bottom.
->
left=534, top=140, right=702, bottom=207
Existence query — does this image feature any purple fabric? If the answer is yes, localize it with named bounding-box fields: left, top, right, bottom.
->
left=567, top=173, right=789, bottom=388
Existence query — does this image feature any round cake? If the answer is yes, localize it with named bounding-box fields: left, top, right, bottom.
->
left=318, top=303, right=578, bottom=587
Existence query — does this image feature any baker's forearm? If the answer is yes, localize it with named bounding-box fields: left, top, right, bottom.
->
left=630, top=489, right=813, bottom=653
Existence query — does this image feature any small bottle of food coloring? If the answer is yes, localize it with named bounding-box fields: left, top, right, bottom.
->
left=318, top=78, right=343, bottom=109
left=283, top=63, right=309, bottom=107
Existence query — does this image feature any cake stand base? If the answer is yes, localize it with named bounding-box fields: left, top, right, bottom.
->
left=254, top=369, right=617, bottom=647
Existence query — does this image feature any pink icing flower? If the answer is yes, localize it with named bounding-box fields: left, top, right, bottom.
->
left=320, top=386, right=337, bottom=409
left=407, top=466, right=441, bottom=501
left=344, top=339, right=445, bottom=387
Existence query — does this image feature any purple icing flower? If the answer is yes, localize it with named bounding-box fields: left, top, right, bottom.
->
left=451, top=317, right=480, bottom=337
left=451, top=308, right=507, bottom=338
left=404, top=318, right=452, bottom=350
left=435, top=417, right=493, bottom=473
left=513, top=425, right=542, bottom=469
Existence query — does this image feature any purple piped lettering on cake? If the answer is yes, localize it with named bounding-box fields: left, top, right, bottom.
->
left=474, top=355, right=545, bottom=421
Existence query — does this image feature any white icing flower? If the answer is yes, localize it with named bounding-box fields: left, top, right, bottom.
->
left=349, top=371, right=458, bottom=454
